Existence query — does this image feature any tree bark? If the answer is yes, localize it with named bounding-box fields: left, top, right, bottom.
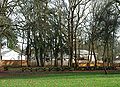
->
left=26, top=29, right=31, bottom=67
left=40, top=47, right=44, bottom=67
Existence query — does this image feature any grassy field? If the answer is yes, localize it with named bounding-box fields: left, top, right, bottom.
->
left=0, top=71, right=120, bottom=87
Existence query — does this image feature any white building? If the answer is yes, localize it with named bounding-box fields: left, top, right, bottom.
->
left=73, top=50, right=98, bottom=62
left=1, top=47, right=25, bottom=60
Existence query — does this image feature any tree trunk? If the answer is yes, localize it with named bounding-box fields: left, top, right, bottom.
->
left=40, top=48, right=44, bottom=67
left=26, top=29, right=30, bottom=67
left=111, top=31, right=115, bottom=66
left=103, top=41, right=107, bottom=74
left=33, top=32, right=40, bottom=66
left=21, top=30, right=25, bottom=67
left=50, top=50, right=53, bottom=66
left=69, top=10, right=74, bottom=67
left=92, top=41, right=97, bottom=67
left=60, top=48, right=63, bottom=67
left=67, top=10, right=71, bottom=67
left=74, top=28, right=77, bottom=69
left=88, top=40, right=91, bottom=67
left=54, top=38, right=58, bottom=67
left=35, top=47, right=39, bottom=66
left=54, top=47, right=58, bottom=67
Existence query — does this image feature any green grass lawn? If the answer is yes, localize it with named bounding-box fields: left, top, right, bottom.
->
left=0, top=72, right=120, bottom=87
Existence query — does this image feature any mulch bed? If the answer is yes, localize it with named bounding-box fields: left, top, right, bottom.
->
left=0, top=69, right=119, bottom=78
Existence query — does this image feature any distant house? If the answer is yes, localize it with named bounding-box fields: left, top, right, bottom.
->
left=114, top=56, right=120, bottom=64
left=1, top=47, right=25, bottom=60
left=73, top=50, right=98, bottom=62
left=0, top=47, right=27, bottom=67
left=44, top=50, right=98, bottom=66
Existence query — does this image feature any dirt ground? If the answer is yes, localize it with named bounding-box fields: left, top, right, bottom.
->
left=0, top=69, right=119, bottom=78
